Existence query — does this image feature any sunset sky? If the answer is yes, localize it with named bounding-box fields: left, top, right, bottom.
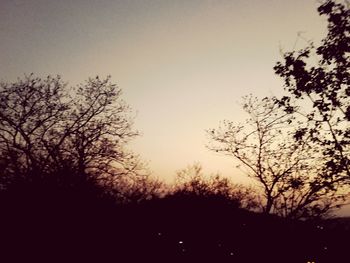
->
left=0, top=0, right=328, bottom=185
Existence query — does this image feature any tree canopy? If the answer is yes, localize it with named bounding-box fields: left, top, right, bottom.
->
left=274, top=0, right=349, bottom=182
left=0, top=74, right=141, bottom=189
left=208, top=0, right=350, bottom=219
left=208, top=96, right=346, bottom=219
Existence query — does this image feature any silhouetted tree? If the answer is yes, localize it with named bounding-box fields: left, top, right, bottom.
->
left=0, top=74, right=141, bottom=189
left=274, top=0, right=349, bottom=182
left=108, top=173, right=167, bottom=203
left=208, top=96, right=346, bottom=219
left=173, top=163, right=259, bottom=210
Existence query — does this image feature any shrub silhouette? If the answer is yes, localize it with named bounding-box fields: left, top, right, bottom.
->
left=171, top=163, right=259, bottom=210
left=1, top=162, right=349, bottom=262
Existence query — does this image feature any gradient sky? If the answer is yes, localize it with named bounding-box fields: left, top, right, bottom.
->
left=3, top=0, right=344, bottom=202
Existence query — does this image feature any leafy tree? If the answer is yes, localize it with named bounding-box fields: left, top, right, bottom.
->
left=0, top=74, right=141, bottom=189
left=274, top=0, right=350, bottom=182
left=208, top=96, right=346, bottom=219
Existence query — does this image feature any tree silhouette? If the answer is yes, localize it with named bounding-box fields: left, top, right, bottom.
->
left=173, top=163, right=259, bottom=210
left=208, top=96, right=346, bottom=219
left=274, top=0, right=349, bottom=182
left=0, top=74, right=141, bottom=189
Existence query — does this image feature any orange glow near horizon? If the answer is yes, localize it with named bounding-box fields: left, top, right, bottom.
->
left=0, top=1, right=331, bottom=183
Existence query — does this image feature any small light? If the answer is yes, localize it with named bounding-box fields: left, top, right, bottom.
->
left=230, top=252, right=234, bottom=256
left=179, top=241, right=183, bottom=244
left=157, top=232, right=162, bottom=236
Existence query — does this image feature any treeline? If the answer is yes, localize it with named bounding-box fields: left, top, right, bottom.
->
left=0, top=0, right=349, bottom=262
left=0, top=162, right=348, bottom=262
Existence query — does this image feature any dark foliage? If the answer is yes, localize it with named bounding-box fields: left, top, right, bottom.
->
left=274, top=0, right=350, bottom=181
left=172, top=164, right=259, bottom=210
left=0, top=170, right=349, bottom=263
left=0, top=160, right=348, bottom=262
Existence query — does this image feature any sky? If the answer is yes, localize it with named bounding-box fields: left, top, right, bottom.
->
left=2, top=0, right=348, bottom=214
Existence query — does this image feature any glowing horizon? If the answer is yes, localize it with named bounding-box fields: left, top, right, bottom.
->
left=0, top=0, right=328, bottom=183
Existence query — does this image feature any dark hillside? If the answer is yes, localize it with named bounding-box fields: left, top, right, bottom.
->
left=0, top=177, right=348, bottom=263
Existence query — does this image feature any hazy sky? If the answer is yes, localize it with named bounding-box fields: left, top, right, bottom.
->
left=0, top=0, right=328, bottom=183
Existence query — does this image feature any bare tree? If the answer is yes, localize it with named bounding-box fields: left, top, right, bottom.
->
left=207, top=96, right=347, bottom=219
left=108, top=174, right=167, bottom=203
left=0, top=74, right=141, bottom=188
left=173, top=163, right=259, bottom=210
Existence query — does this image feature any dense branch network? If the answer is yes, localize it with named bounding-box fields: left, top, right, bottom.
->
left=0, top=74, right=141, bottom=189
